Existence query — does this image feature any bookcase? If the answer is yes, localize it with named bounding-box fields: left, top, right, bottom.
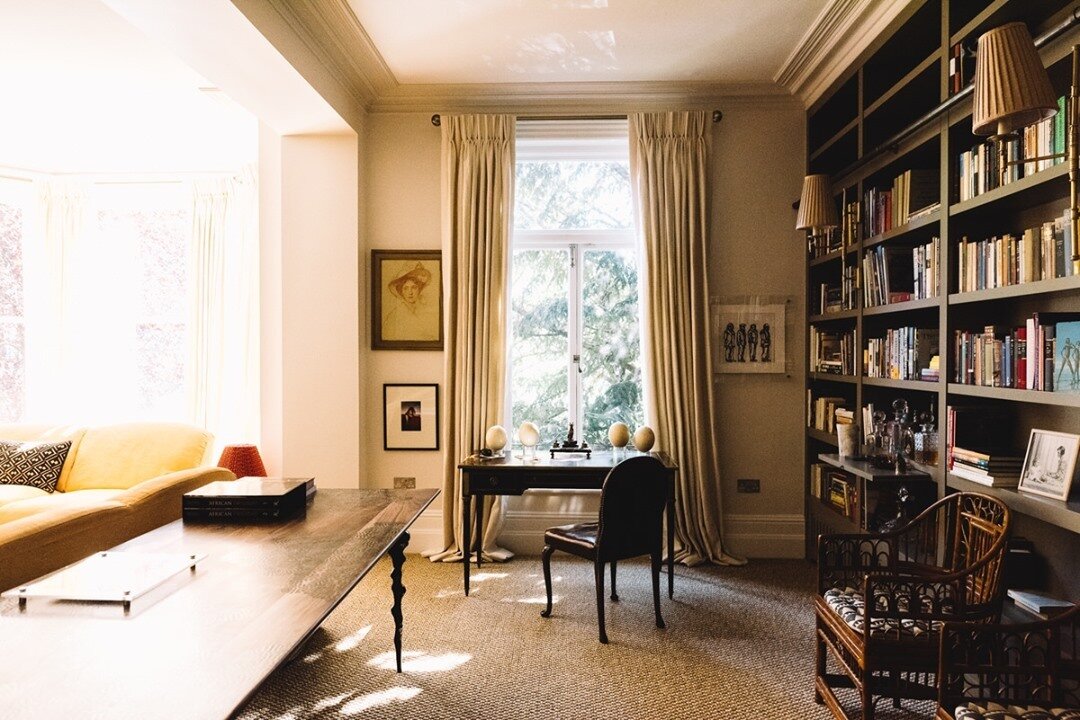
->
left=803, top=0, right=1080, bottom=598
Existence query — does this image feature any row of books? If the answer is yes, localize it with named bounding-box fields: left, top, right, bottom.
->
left=864, top=327, right=938, bottom=381
left=956, top=96, right=1066, bottom=202
left=948, top=445, right=1023, bottom=488
left=945, top=405, right=1019, bottom=488
left=952, top=315, right=1080, bottom=392
left=806, top=393, right=850, bottom=433
left=809, top=464, right=859, bottom=521
left=810, top=326, right=856, bottom=375
left=948, top=41, right=976, bottom=97
left=956, top=210, right=1076, bottom=293
left=861, top=238, right=940, bottom=307
left=862, top=170, right=938, bottom=237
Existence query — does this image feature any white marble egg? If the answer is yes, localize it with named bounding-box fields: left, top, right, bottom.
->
left=518, top=421, right=540, bottom=448
left=485, top=425, right=508, bottom=452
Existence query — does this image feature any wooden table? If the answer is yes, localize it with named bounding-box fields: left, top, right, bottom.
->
left=0, top=488, right=437, bottom=720
left=459, top=450, right=677, bottom=597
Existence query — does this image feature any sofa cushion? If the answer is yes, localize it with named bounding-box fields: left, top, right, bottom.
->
left=0, top=425, right=86, bottom=493
left=955, top=702, right=1080, bottom=719
left=0, top=485, right=50, bottom=508
left=823, top=586, right=950, bottom=638
left=0, top=440, right=72, bottom=493
left=63, top=423, right=212, bottom=492
left=0, top=489, right=124, bottom=525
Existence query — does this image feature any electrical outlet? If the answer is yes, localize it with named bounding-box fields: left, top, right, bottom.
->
left=393, top=476, right=416, bottom=489
left=736, top=478, right=761, bottom=493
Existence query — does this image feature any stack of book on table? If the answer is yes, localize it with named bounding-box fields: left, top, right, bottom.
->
left=1007, top=589, right=1075, bottom=620
left=949, top=446, right=1022, bottom=487
left=183, top=477, right=316, bottom=523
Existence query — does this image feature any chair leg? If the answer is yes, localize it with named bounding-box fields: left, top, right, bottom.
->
left=861, top=667, right=875, bottom=720
left=813, top=625, right=826, bottom=704
left=610, top=561, right=618, bottom=601
left=650, top=550, right=665, bottom=629
left=540, top=545, right=554, bottom=618
left=594, top=560, right=608, bottom=644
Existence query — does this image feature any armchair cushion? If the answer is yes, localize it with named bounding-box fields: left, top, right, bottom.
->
left=954, top=703, right=1080, bottom=720
left=823, top=585, right=952, bottom=637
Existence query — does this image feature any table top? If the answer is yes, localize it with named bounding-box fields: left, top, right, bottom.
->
left=0, top=488, right=438, bottom=720
left=459, top=449, right=676, bottom=472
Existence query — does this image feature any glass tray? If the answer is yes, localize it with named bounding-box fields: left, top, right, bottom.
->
left=2, top=550, right=205, bottom=610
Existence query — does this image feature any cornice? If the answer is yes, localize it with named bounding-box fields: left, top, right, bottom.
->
left=774, top=0, right=912, bottom=108
left=265, top=0, right=396, bottom=108
left=368, top=81, right=801, bottom=115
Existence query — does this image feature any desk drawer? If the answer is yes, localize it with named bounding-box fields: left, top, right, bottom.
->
left=465, top=472, right=529, bottom=495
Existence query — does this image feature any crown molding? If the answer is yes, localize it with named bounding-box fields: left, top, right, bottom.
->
left=264, top=0, right=396, bottom=107
left=368, top=81, right=801, bottom=115
left=774, top=0, right=912, bottom=108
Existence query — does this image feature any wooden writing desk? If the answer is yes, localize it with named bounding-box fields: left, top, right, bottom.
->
left=0, top=488, right=437, bottom=720
left=458, top=450, right=677, bottom=597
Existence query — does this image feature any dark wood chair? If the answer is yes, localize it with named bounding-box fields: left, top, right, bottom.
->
left=815, top=492, right=1011, bottom=720
left=936, top=603, right=1079, bottom=720
left=540, top=455, right=668, bottom=644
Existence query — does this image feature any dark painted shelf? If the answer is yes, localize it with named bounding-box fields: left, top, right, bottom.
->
left=947, top=473, right=1080, bottom=534
left=949, top=274, right=1080, bottom=304
left=862, top=296, right=940, bottom=316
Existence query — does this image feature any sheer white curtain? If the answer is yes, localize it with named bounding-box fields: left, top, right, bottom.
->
left=189, top=168, right=259, bottom=450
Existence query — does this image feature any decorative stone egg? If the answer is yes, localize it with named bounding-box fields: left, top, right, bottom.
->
left=518, top=421, right=540, bottom=448
left=608, top=422, right=630, bottom=448
left=633, top=426, right=656, bottom=452
left=485, top=425, right=508, bottom=452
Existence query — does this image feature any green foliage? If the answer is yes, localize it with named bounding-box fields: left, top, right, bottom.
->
left=515, top=161, right=632, bottom=230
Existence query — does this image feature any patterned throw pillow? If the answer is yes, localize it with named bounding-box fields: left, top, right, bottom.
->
left=0, top=440, right=73, bottom=493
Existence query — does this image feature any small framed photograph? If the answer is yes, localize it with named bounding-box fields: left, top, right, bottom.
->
left=1018, top=429, right=1079, bottom=501
left=384, top=384, right=439, bottom=451
left=371, top=250, right=443, bottom=350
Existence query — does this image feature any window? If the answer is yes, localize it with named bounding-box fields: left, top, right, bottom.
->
left=509, top=121, right=644, bottom=448
left=0, top=181, right=27, bottom=422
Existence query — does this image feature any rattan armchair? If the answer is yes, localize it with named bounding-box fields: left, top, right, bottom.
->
left=936, top=603, right=1079, bottom=720
left=815, top=492, right=1011, bottom=720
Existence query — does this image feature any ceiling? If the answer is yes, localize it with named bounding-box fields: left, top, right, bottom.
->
left=0, top=0, right=257, bottom=174
left=347, top=0, right=831, bottom=86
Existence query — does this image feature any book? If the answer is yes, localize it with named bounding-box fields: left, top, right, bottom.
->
left=950, top=464, right=1020, bottom=487
left=1007, top=589, right=1075, bottom=619
left=1055, top=320, right=1080, bottom=393
left=183, top=477, right=313, bottom=522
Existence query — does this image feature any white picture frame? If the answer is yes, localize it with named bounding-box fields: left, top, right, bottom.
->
left=713, top=303, right=786, bottom=374
left=1017, top=428, right=1079, bottom=501
left=383, top=384, right=439, bottom=451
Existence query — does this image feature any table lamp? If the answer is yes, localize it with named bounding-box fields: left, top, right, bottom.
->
left=218, top=444, right=267, bottom=478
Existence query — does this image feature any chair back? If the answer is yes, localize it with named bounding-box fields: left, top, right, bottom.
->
left=595, top=456, right=669, bottom=562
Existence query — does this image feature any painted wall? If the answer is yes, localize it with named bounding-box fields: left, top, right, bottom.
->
left=362, top=104, right=806, bottom=556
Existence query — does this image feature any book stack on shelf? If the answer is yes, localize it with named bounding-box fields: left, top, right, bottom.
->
left=810, top=225, right=843, bottom=259
left=957, top=96, right=1066, bottom=201
left=948, top=40, right=975, bottom=96
left=1007, top=589, right=1075, bottom=620
left=949, top=446, right=1023, bottom=487
left=807, top=393, right=849, bottom=433
left=862, top=238, right=940, bottom=307
left=862, top=170, right=939, bottom=237
left=956, top=210, right=1076, bottom=293
left=810, top=326, right=856, bottom=375
left=827, top=473, right=858, bottom=521
left=953, top=315, right=1080, bottom=392
left=865, top=326, right=938, bottom=380
left=809, top=462, right=830, bottom=500
left=817, top=283, right=844, bottom=314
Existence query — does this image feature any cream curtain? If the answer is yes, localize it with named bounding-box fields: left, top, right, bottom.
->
left=629, top=111, right=743, bottom=566
left=189, top=168, right=260, bottom=452
left=426, top=115, right=515, bottom=563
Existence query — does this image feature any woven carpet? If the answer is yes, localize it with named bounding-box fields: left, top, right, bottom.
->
left=239, top=557, right=934, bottom=720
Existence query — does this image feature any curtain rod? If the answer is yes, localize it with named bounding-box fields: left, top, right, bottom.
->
left=430, top=110, right=724, bottom=127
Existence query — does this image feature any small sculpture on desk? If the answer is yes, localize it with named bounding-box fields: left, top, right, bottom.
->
left=551, top=423, right=591, bottom=459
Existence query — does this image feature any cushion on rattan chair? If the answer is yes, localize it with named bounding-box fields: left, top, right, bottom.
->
left=823, top=586, right=951, bottom=637
left=954, top=702, right=1080, bottom=720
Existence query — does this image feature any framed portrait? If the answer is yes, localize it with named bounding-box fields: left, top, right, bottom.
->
left=372, top=250, right=443, bottom=350
left=384, top=384, right=439, bottom=451
left=713, top=302, right=786, bottom=374
left=1017, top=428, right=1079, bottom=500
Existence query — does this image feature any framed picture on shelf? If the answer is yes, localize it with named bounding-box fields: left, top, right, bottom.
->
left=371, top=250, right=443, bottom=350
left=1017, top=429, right=1079, bottom=501
left=384, top=384, right=439, bottom=451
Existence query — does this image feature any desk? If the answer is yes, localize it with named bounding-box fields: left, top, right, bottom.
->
left=459, top=450, right=677, bottom=597
left=0, top=488, right=437, bottom=720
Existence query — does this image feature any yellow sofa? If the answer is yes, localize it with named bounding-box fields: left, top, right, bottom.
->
left=0, top=422, right=235, bottom=591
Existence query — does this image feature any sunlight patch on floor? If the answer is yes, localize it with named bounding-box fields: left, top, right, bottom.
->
left=311, top=693, right=351, bottom=712
left=334, top=625, right=372, bottom=653
left=339, top=687, right=422, bottom=716
left=434, top=587, right=465, bottom=598
left=471, top=572, right=509, bottom=581
left=302, top=652, right=323, bottom=664
left=503, top=595, right=559, bottom=604
left=367, top=650, right=472, bottom=673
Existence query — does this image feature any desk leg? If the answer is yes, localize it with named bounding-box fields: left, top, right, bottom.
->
left=667, top=488, right=675, bottom=599
left=389, top=530, right=409, bottom=673
left=475, top=496, right=484, bottom=569
left=462, top=491, right=471, bottom=596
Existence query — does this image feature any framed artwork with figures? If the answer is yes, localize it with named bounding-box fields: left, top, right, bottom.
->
left=371, top=250, right=443, bottom=350
left=712, top=303, right=786, bottom=374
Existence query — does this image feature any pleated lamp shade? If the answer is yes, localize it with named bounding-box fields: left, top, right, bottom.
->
left=795, top=174, right=838, bottom=230
left=217, top=444, right=267, bottom=477
left=973, top=22, right=1058, bottom=137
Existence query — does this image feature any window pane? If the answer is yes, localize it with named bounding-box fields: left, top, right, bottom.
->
left=510, top=248, right=569, bottom=447
left=0, top=323, right=25, bottom=422
left=0, top=201, right=25, bottom=421
left=581, top=249, right=643, bottom=448
left=514, top=161, right=632, bottom=230
left=0, top=202, right=24, bottom=317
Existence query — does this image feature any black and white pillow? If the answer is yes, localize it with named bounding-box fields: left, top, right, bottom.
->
left=0, top=440, right=72, bottom=493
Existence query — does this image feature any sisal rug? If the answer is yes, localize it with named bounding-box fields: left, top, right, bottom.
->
left=239, top=557, right=933, bottom=720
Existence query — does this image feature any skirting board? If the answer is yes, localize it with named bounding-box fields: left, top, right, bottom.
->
left=406, top=508, right=803, bottom=559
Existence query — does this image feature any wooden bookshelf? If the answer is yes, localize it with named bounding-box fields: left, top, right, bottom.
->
left=803, top=0, right=1080, bottom=585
